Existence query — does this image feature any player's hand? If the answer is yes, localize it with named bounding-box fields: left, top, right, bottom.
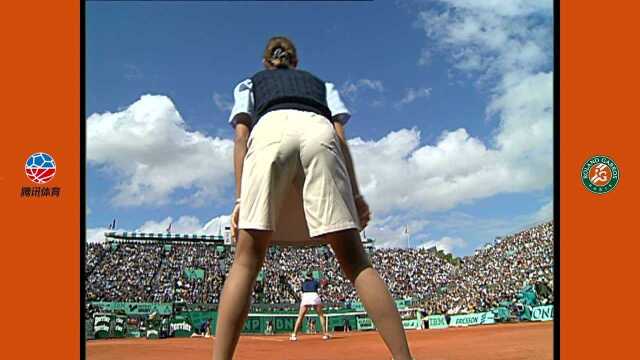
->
left=230, top=202, right=240, bottom=243
left=354, top=195, right=371, bottom=229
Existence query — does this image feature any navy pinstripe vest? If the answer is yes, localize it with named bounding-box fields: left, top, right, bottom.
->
left=251, top=68, right=332, bottom=122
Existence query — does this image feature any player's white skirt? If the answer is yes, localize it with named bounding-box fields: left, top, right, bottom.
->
left=301, top=292, right=322, bottom=306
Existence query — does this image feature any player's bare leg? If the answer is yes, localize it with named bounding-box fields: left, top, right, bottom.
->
left=291, top=304, right=308, bottom=340
left=326, top=229, right=413, bottom=360
left=314, top=304, right=330, bottom=339
left=213, top=229, right=271, bottom=360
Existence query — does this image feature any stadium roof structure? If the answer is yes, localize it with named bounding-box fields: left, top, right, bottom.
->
left=104, top=231, right=225, bottom=243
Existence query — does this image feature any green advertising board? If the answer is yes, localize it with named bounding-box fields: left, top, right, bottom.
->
left=402, top=319, right=420, bottom=329
left=112, top=316, right=127, bottom=338
left=449, top=312, right=495, bottom=327
left=127, top=324, right=141, bottom=338
left=530, top=305, right=553, bottom=321
left=242, top=317, right=263, bottom=333
left=90, top=302, right=173, bottom=315
left=170, top=316, right=194, bottom=337
left=327, top=315, right=356, bottom=332
left=493, top=306, right=511, bottom=321
left=145, top=316, right=162, bottom=339
left=351, top=302, right=365, bottom=312
left=356, top=317, right=375, bottom=331
left=93, top=313, right=111, bottom=339
left=146, top=329, right=159, bottom=339
left=395, top=299, right=410, bottom=310
left=427, top=315, right=448, bottom=329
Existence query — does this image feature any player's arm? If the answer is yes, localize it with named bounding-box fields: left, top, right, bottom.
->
left=327, top=81, right=370, bottom=227
left=228, top=79, right=254, bottom=239
left=229, top=115, right=251, bottom=240
left=232, top=115, right=252, bottom=199
left=333, top=121, right=370, bottom=228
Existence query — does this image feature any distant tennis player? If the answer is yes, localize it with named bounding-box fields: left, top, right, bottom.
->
left=290, top=271, right=329, bottom=340
left=213, top=36, right=413, bottom=360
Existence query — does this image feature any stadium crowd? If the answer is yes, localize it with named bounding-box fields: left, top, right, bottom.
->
left=422, top=222, right=554, bottom=314
left=86, top=222, right=554, bottom=314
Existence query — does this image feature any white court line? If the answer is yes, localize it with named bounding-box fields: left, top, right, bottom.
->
left=244, top=336, right=287, bottom=342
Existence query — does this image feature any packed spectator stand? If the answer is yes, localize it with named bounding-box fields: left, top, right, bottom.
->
left=86, top=222, right=553, bottom=315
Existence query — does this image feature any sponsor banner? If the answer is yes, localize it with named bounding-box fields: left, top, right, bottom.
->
left=170, top=316, right=193, bottom=337
left=357, top=317, right=375, bottom=331
left=530, top=305, right=553, bottom=322
left=242, top=315, right=303, bottom=334
left=428, top=315, right=449, bottom=329
left=327, top=315, right=356, bottom=332
left=395, top=299, right=411, bottom=310
left=93, top=313, right=112, bottom=339
left=112, top=316, right=127, bottom=338
left=90, top=302, right=173, bottom=315
left=449, top=312, right=495, bottom=327
left=402, top=319, right=420, bottom=329
left=493, top=306, right=511, bottom=321
left=351, top=302, right=365, bottom=312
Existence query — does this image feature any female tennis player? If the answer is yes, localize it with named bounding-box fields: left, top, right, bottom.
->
left=213, top=36, right=413, bottom=360
left=289, top=271, right=329, bottom=341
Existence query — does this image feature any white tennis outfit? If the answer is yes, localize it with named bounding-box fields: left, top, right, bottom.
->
left=301, top=292, right=323, bottom=306
left=229, top=80, right=360, bottom=246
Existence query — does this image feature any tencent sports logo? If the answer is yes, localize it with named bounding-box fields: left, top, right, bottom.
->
left=24, top=152, right=57, bottom=184
left=20, top=152, right=61, bottom=198
left=581, top=155, right=619, bottom=194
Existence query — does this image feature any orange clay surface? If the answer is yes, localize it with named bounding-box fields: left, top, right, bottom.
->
left=87, top=322, right=552, bottom=360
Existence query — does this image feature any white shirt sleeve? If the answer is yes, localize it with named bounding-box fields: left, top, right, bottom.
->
left=228, top=79, right=254, bottom=127
left=325, top=82, right=351, bottom=125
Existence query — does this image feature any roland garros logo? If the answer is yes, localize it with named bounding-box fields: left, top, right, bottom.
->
left=581, top=155, right=619, bottom=194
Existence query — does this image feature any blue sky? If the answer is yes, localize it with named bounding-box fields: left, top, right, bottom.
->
left=86, top=1, right=554, bottom=255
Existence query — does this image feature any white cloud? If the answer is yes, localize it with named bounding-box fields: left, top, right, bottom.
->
left=397, top=87, right=432, bottom=106
left=86, top=214, right=231, bottom=243
left=137, top=214, right=231, bottom=235
left=531, top=200, right=553, bottom=223
left=444, top=0, right=552, bottom=17
left=87, top=95, right=234, bottom=207
left=340, top=79, right=384, bottom=102
left=202, top=215, right=232, bottom=235
left=418, top=236, right=467, bottom=254
left=418, top=48, right=432, bottom=66
left=350, top=125, right=549, bottom=215
left=138, top=216, right=198, bottom=234
left=346, top=0, right=552, bottom=217
left=365, top=215, right=430, bottom=248
left=213, top=93, right=233, bottom=112
left=418, top=1, right=552, bottom=79
left=85, top=1, right=553, bottom=251
left=86, top=227, right=111, bottom=243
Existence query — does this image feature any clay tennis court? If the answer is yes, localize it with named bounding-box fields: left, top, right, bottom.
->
left=87, top=322, right=552, bottom=360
